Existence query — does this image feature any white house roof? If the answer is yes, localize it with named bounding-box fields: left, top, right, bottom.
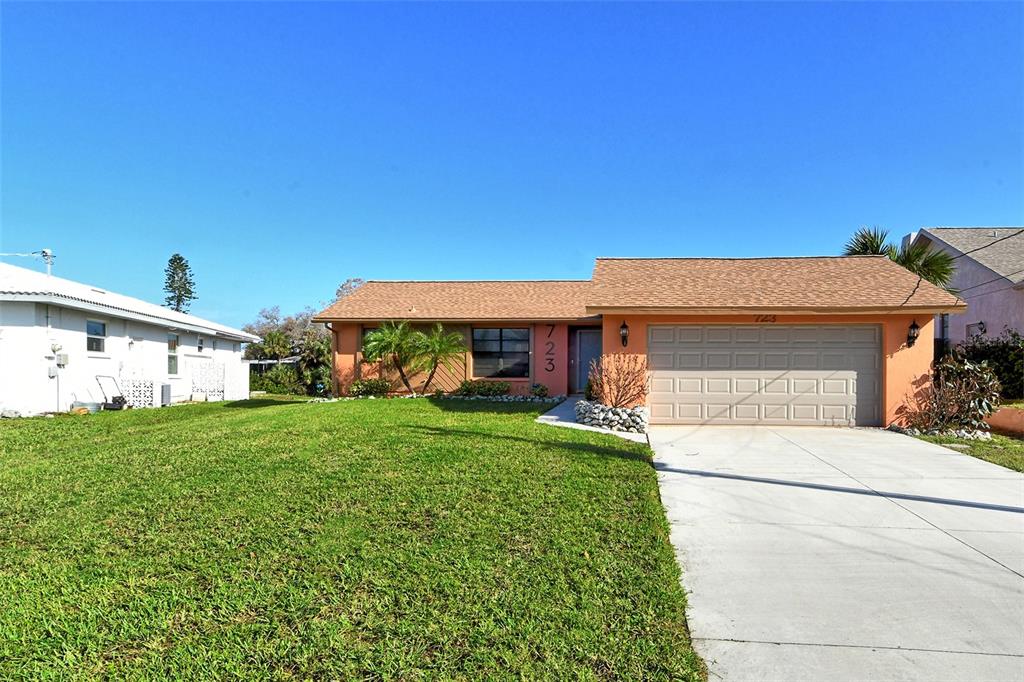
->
left=0, top=263, right=259, bottom=342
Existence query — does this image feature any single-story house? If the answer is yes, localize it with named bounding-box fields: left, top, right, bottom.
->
left=902, top=227, right=1023, bottom=347
left=0, top=262, right=259, bottom=416
left=313, top=256, right=964, bottom=427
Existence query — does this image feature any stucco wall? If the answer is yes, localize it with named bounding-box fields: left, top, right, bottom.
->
left=921, top=237, right=1023, bottom=343
left=0, top=301, right=250, bottom=415
left=600, top=313, right=934, bottom=426
left=330, top=321, right=572, bottom=396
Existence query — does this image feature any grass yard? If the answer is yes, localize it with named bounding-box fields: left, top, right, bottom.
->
left=919, top=432, right=1024, bottom=472
left=0, top=399, right=703, bottom=680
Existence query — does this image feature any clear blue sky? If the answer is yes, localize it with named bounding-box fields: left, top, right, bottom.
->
left=2, top=2, right=1022, bottom=328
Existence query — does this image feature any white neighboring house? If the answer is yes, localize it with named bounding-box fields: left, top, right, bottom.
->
left=904, top=227, right=1024, bottom=347
left=0, top=262, right=259, bottom=416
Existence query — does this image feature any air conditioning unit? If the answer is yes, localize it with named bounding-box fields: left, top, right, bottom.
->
left=160, top=383, right=172, bottom=406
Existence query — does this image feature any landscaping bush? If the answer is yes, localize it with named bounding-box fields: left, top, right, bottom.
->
left=349, top=378, right=392, bottom=397
left=588, top=354, right=650, bottom=408
left=955, top=329, right=1023, bottom=400
left=453, top=380, right=511, bottom=397
left=250, top=364, right=305, bottom=395
left=530, top=383, right=549, bottom=398
left=583, top=378, right=595, bottom=402
left=900, top=353, right=1002, bottom=433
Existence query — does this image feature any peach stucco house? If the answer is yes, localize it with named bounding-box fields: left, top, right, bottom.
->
left=313, top=256, right=964, bottom=427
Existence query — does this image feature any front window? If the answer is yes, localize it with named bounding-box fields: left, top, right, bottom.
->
left=168, top=333, right=179, bottom=374
left=472, top=328, right=529, bottom=378
left=198, top=336, right=205, bottom=353
left=86, top=320, right=106, bottom=352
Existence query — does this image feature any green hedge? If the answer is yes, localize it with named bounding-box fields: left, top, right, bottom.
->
left=955, top=329, right=1023, bottom=400
left=453, top=380, right=511, bottom=397
left=350, top=378, right=392, bottom=397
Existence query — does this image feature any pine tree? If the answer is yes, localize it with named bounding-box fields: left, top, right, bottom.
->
left=163, top=253, right=198, bottom=312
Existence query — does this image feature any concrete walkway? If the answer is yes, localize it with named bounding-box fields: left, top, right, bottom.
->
left=535, top=397, right=648, bottom=444
left=649, top=426, right=1024, bottom=681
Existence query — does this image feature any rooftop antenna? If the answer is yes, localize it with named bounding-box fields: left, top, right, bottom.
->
left=0, top=248, right=55, bottom=275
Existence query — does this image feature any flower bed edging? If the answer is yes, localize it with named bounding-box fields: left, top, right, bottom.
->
left=312, top=394, right=566, bottom=404
left=887, top=424, right=993, bottom=441
left=575, top=400, right=649, bottom=434
left=440, top=394, right=565, bottom=404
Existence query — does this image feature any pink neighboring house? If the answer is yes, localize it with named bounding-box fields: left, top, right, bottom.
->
left=905, top=227, right=1024, bottom=346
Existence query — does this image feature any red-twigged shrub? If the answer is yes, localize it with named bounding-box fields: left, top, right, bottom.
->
left=588, top=354, right=650, bottom=408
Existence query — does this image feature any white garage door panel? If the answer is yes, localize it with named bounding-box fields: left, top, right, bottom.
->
left=648, top=325, right=881, bottom=426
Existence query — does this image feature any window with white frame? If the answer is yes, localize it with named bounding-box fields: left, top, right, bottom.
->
left=86, top=320, right=106, bottom=352
left=168, top=333, right=180, bottom=374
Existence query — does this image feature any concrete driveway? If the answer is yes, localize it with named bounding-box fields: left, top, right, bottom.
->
left=649, top=426, right=1024, bottom=681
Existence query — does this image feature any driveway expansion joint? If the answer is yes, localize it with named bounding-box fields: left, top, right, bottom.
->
left=767, top=428, right=1024, bottom=580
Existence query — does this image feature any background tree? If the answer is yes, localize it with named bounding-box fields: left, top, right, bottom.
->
left=297, top=327, right=333, bottom=395
left=413, top=324, right=467, bottom=392
left=163, top=253, right=198, bottom=312
left=336, top=278, right=365, bottom=301
left=259, top=330, right=293, bottom=360
left=843, top=227, right=956, bottom=291
left=362, top=321, right=418, bottom=393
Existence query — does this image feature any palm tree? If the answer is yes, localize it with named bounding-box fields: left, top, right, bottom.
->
left=362, top=321, right=419, bottom=393
left=261, top=330, right=293, bottom=360
left=413, top=324, right=467, bottom=392
left=843, top=227, right=956, bottom=291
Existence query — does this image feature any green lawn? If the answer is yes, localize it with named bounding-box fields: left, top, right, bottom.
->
left=0, top=399, right=703, bottom=680
left=919, top=432, right=1024, bottom=472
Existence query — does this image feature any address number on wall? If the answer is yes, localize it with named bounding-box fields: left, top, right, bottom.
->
left=544, top=324, right=556, bottom=372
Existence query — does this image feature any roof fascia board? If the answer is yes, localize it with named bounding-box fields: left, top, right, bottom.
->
left=311, top=315, right=603, bottom=324
left=3, top=293, right=258, bottom=341
left=585, top=305, right=967, bottom=315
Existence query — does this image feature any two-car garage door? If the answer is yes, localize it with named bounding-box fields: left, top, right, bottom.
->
left=648, top=325, right=881, bottom=426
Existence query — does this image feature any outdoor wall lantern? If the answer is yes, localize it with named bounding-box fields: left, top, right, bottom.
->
left=907, top=320, right=920, bottom=347
left=620, top=321, right=629, bottom=347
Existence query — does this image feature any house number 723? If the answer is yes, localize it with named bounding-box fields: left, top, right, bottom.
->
left=544, top=324, right=556, bottom=372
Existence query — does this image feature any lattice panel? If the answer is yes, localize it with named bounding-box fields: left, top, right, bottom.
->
left=120, top=377, right=154, bottom=408
left=192, top=361, right=225, bottom=401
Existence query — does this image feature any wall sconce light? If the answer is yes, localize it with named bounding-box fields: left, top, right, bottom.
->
left=619, top=321, right=629, bottom=347
left=907, top=320, right=920, bottom=347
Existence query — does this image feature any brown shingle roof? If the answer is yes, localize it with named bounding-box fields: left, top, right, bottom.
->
left=588, top=256, right=965, bottom=312
left=314, top=280, right=594, bottom=321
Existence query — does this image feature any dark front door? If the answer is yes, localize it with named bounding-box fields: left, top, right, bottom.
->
left=570, top=329, right=602, bottom=393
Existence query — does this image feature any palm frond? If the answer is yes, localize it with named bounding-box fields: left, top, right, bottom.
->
left=843, top=227, right=890, bottom=256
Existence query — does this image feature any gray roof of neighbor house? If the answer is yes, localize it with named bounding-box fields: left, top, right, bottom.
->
left=917, top=227, right=1024, bottom=285
left=0, top=262, right=259, bottom=342
left=588, top=256, right=965, bottom=312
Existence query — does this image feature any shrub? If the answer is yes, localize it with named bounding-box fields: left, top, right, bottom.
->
left=453, top=380, right=511, bottom=397
left=583, top=379, right=595, bottom=402
left=350, top=378, right=392, bottom=397
left=900, top=353, right=1002, bottom=432
left=588, top=354, right=649, bottom=408
left=530, top=383, right=549, bottom=398
left=955, top=329, right=1023, bottom=400
left=251, top=364, right=305, bottom=395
